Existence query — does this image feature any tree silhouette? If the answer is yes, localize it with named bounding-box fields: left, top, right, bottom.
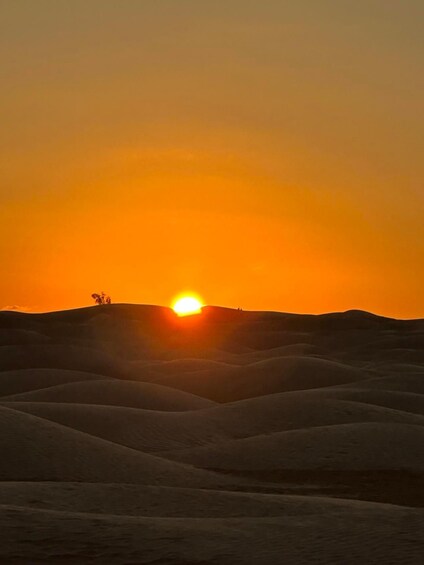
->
left=91, top=292, right=111, bottom=305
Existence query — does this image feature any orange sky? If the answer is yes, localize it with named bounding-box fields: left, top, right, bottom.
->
left=1, top=1, right=423, bottom=317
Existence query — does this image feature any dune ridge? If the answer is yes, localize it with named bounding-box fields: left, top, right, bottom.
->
left=0, top=305, right=423, bottom=563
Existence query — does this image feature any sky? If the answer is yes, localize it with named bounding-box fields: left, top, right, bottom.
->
left=0, top=1, right=423, bottom=317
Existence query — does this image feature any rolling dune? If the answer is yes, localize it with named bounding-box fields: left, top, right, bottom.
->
left=5, top=395, right=424, bottom=456
left=0, top=305, right=423, bottom=563
left=0, top=343, right=126, bottom=375
left=163, top=422, right=424, bottom=471
left=0, top=368, right=110, bottom=397
left=0, top=405, right=227, bottom=488
left=1, top=379, right=215, bottom=410
left=146, top=355, right=371, bottom=402
left=2, top=502, right=423, bottom=565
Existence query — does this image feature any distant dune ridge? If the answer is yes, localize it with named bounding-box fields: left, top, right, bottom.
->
left=0, top=304, right=423, bottom=563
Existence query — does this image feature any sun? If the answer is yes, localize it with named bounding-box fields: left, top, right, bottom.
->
left=172, top=295, right=203, bottom=317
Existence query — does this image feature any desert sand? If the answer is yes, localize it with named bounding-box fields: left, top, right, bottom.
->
left=0, top=304, right=423, bottom=563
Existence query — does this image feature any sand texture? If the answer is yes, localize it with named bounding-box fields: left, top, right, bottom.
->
left=0, top=304, right=423, bottom=563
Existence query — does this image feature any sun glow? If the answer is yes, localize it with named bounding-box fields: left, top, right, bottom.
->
left=172, top=295, right=203, bottom=317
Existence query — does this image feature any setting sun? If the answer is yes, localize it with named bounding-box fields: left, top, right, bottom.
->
left=172, top=295, right=203, bottom=317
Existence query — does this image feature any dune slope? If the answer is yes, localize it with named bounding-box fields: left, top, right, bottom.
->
left=0, top=305, right=423, bottom=563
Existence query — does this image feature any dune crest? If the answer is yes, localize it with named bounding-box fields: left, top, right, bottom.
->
left=1, top=305, right=423, bottom=563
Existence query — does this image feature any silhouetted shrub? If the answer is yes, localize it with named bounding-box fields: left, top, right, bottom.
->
left=91, top=292, right=111, bottom=305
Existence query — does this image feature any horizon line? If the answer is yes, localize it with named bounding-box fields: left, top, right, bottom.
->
left=1, top=302, right=423, bottom=322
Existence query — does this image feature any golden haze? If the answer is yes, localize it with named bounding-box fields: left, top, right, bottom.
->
left=0, top=2, right=423, bottom=317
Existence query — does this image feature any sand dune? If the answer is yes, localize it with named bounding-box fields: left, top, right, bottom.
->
left=0, top=481, right=419, bottom=519
left=363, top=361, right=424, bottom=374
left=0, top=343, right=126, bottom=376
left=368, top=348, right=424, bottom=364
left=238, top=342, right=323, bottom=361
left=142, top=358, right=237, bottom=374
left=315, top=388, right=424, bottom=416
left=1, top=402, right=220, bottom=452
left=148, top=355, right=370, bottom=402
left=1, top=497, right=423, bottom=565
left=5, top=394, right=424, bottom=457
left=164, top=422, right=424, bottom=471
left=1, top=378, right=215, bottom=410
left=195, top=391, right=424, bottom=434
left=0, top=405, right=227, bottom=487
left=0, top=368, right=110, bottom=397
left=336, top=374, right=424, bottom=394
left=0, top=328, right=50, bottom=346
left=0, top=305, right=423, bottom=563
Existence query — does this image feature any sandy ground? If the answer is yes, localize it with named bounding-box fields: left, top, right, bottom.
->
left=0, top=304, right=423, bottom=563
